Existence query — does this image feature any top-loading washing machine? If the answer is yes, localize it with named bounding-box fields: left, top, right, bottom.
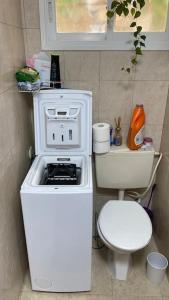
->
left=20, top=89, right=93, bottom=292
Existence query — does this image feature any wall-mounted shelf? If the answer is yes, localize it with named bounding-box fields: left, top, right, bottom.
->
left=17, top=81, right=64, bottom=94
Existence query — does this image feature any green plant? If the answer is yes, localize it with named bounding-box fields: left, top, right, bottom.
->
left=107, top=0, right=146, bottom=73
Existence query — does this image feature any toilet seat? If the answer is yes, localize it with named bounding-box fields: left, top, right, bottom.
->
left=98, top=200, right=152, bottom=252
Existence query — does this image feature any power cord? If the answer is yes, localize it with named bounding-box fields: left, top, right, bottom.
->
left=127, top=152, right=162, bottom=201
left=92, top=212, right=105, bottom=250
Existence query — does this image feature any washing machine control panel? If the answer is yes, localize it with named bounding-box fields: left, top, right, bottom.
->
left=33, top=90, right=92, bottom=155
left=45, top=106, right=81, bottom=147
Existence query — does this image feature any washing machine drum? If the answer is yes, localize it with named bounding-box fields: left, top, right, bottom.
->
left=40, top=163, right=81, bottom=185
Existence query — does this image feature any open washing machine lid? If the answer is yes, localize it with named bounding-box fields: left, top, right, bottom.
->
left=33, top=90, right=92, bottom=156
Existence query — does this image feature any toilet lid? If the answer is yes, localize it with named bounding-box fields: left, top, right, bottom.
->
left=98, top=200, right=152, bottom=252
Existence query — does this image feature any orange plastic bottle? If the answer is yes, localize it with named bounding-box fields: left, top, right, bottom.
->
left=127, top=104, right=145, bottom=150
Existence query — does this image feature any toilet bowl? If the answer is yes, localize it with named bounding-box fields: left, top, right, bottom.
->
left=94, top=145, right=155, bottom=280
left=97, top=200, right=152, bottom=280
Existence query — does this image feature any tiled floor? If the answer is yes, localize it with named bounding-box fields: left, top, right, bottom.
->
left=19, top=238, right=169, bottom=300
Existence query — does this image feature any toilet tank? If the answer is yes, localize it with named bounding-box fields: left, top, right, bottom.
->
left=95, top=145, right=155, bottom=189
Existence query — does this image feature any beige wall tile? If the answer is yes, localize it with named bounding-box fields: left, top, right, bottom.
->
left=24, top=29, right=41, bottom=58
left=153, top=154, right=169, bottom=279
left=0, top=290, right=19, bottom=300
left=133, top=81, right=168, bottom=125
left=0, top=0, right=22, bottom=27
left=0, top=0, right=33, bottom=297
left=12, top=28, right=26, bottom=70
left=100, top=51, right=134, bottom=81
left=0, top=87, right=32, bottom=293
left=0, top=24, right=25, bottom=93
left=0, top=89, right=33, bottom=159
left=23, top=0, right=40, bottom=29
left=94, top=194, right=117, bottom=215
left=99, top=81, right=133, bottom=126
left=135, top=51, right=169, bottom=81
left=64, top=51, right=100, bottom=82
left=0, top=155, right=24, bottom=291
left=0, top=23, right=15, bottom=94
left=160, top=89, right=169, bottom=153
left=64, top=80, right=99, bottom=123
left=144, top=125, right=163, bottom=151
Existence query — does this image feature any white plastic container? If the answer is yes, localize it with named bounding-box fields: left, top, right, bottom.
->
left=147, top=252, right=168, bottom=285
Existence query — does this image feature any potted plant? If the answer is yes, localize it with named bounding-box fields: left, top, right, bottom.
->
left=107, top=0, right=146, bottom=72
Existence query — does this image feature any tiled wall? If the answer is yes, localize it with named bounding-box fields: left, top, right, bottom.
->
left=21, top=0, right=169, bottom=213
left=153, top=89, right=169, bottom=279
left=22, top=0, right=169, bottom=152
left=0, top=1, right=33, bottom=299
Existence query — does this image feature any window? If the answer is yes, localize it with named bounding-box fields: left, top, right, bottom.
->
left=39, top=0, right=169, bottom=50
left=55, top=0, right=107, bottom=34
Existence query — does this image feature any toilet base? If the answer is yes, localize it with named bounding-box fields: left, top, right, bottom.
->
left=97, top=220, right=132, bottom=280
left=108, top=250, right=132, bottom=280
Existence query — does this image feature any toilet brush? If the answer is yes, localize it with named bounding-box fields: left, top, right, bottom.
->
left=143, top=183, right=156, bottom=223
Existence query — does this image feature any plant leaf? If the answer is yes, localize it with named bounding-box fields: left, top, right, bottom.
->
left=134, top=40, right=138, bottom=47
left=116, top=4, right=123, bottom=16
left=133, top=1, right=137, bottom=8
left=126, top=68, right=131, bottom=73
left=137, top=25, right=142, bottom=33
left=134, top=11, right=141, bottom=19
left=134, top=31, right=138, bottom=38
left=111, top=1, right=119, bottom=9
left=140, top=41, right=145, bottom=47
left=141, top=34, right=146, bottom=40
left=136, top=47, right=142, bottom=55
left=123, top=7, right=129, bottom=16
left=131, top=58, right=137, bottom=65
left=131, top=7, right=135, bottom=16
left=130, top=21, right=136, bottom=27
left=107, top=10, right=114, bottom=18
left=138, top=0, right=145, bottom=9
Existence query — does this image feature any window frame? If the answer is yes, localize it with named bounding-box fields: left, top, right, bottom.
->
left=39, top=0, right=169, bottom=50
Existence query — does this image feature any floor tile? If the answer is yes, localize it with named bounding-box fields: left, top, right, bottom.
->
left=20, top=294, right=113, bottom=300
left=22, top=248, right=113, bottom=296
left=88, top=249, right=112, bottom=295
left=112, top=238, right=169, bottom=297
left=113, top=297, right=162, bottom=300
left=20, top=237, right=169, bottom=300
left=19, top=292, right=70, bottom=300
left=22, top=272, right=31, bottom=292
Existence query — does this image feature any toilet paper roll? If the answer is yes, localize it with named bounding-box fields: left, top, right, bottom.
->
left=93, top=141, right=110, bottom=154
left=92, top=123, right=110, bottom=142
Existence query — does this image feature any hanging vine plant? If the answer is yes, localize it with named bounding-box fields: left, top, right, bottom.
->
left=107, top=0, right=146, bottom=73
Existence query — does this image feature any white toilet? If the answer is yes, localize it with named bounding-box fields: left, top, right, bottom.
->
left=95, top=145, right=154, bottom=280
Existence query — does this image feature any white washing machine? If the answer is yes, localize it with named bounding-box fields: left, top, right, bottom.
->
left=20, top=90, right=93, bottom=292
